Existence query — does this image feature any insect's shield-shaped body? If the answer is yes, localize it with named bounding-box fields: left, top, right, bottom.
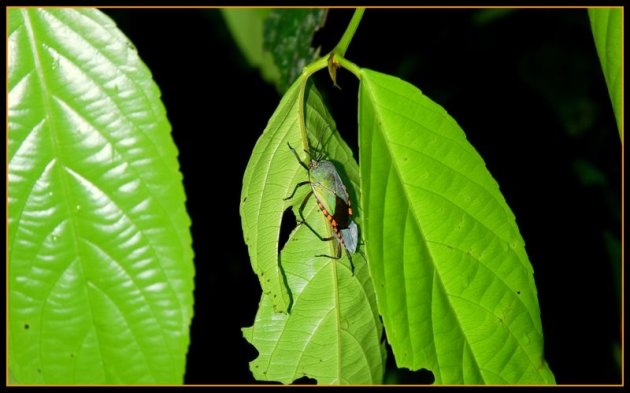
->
left=308, top=161, right=349, bottom=218
left=308, top=158, right=358, bottom=254
left=285, top=141, right=359, bottom=258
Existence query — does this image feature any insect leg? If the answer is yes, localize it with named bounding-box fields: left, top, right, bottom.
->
left=315, top=251, right=342, bottom=260
left=315, top=233, right=343, bottom=261
left=296, top=190, right=335, bottom=242
left=294, top=191, right=349, bottom=262
left=287, top=142, right=309, bottom=171
left=346, top=252, right=355, bottom=275
left=284, top=181, right=310, bottom=201
left=317, top=242, right=356, bottom=273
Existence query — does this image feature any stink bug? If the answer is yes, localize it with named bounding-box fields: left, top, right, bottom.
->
left=284, top=142, right=359, bottom=270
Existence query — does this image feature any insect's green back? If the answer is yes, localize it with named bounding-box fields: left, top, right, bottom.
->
left=308, top=160, right=350, bottom=217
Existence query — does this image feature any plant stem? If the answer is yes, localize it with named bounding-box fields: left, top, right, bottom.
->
left=326, top=9, right=364, bottom=88
left=334, top=55, right=361, bottom=79
left=297, top=56, right=329, bottom=151
left=296, top=8, right=365, bottom=150
left=334, top=8, right=365, bottom=57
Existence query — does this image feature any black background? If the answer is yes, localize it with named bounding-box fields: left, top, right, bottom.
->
left=102, top=8, right=621, bottom=384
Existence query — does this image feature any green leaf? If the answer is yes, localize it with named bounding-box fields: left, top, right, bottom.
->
left=263, top=9, right=328, bottom=92
left=8, top=9, right=194, bottom=384
left=240, top=78, right=385, bottom=384
left=358, top=69, right=555, bottom=384
left=588, top=8, right=622, bottom=139
left=220, top=8, right=281, bottom=89
left=240, top=82, right=296, bottom=314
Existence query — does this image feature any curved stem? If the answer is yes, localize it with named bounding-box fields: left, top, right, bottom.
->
left=297, top=56, right=329, bottom=152
left=334, top=8, right=365, bottom=57
left=295, top=9, right=365, bottom=151
left=335, top=55, right=362, bottom=79
left=326, top=8, right=365, bottom=88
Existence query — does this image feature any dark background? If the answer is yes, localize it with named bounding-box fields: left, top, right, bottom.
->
left=102, top=8, right=621, bottom=384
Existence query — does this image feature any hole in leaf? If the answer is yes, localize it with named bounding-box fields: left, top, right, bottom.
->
left=293, top=375, right=317, bottom=384
left=384, top=342, right=435, bottom=384
left=279, top=207, right=296, bottom=252
left=393, top=368, right=435, bottom=384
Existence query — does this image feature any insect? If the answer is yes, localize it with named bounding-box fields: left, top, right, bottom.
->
left=284, top=141, right=359, bottom=271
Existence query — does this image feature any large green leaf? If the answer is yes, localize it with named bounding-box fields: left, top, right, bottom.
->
left=240, top=78, right=385, bottom=384
left=358, top=69, right=555, bottom=384
left=588, top=8, right=622, bottom=139
left=8, top=8, right=194, bottom=384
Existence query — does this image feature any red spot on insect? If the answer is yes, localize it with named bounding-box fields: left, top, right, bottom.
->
left=315, top=199, right=346, bottom=240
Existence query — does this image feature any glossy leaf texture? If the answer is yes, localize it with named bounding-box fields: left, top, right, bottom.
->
left=8, top=9, right=194, bottom=384
left=588, top=7, right=622, bottom=139
left=240, top=78, right=385, bottom=384
left=358, top=69, right=555, bottom=384
left=263, top=8, right=328, bottom=92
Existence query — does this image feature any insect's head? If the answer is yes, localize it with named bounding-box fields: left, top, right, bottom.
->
left=305, top=131, right=330, bottom=164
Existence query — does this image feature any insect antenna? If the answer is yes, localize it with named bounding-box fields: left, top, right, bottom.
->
left=307, top=131, right=330, bottom=162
